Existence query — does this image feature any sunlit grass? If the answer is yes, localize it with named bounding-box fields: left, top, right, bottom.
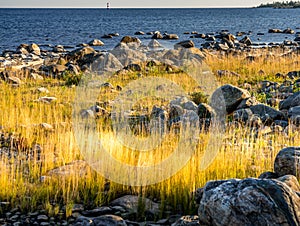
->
left=0, top=49, right=300, bottom=217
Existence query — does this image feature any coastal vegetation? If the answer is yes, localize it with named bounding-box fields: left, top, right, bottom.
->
left=1, top=44, right=300, bottom=224
left=257, top=0, right=300, bottom=8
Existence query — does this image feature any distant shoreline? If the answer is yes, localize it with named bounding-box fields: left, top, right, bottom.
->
left=256, top=1, right=300, bottom=9
left=0, top=7, right=258, bottom=10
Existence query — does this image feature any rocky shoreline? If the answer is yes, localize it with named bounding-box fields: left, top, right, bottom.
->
left=1, top=31, right=300, bottom=225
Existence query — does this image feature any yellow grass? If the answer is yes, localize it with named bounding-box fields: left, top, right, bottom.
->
left=0, top=49, right=300, bottom=216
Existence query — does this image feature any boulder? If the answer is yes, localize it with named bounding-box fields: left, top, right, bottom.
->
left=216, top=42, right=229, bottom=51
left=110, top=195, right=160, bottom=217
left=239, top=36, right=252, bottom=46
left=288, top=106, right=300, bottom=125
left=151, top=32, right=163, bottom=39
left=110, top=45, right=146, bottom=67
left=16, top=44, right=29, bottom=55
left=174, top=40, right=195, bottom=49
left=163, top=34, right=179, bottom=40
left=236, top=97, right=259, bottom=109
left=67, top=46, right=96, bottom=64
left=233, top=108, right=254, bottom=122
left=198, top=178, right=300, bottom=226
left=197, top=103, right=215, bottom=119
left=210, top=84, right=251, bottom=114
left=101, top=34, right=113, bottom=39
left=28, top=43, right=41, bottom=55
left=41, top=64, right=67, bottom=77
left=88, top=39, right=104, bottom=46
left=274, top=147, right=300, bottom=178
left=7, top=76, right=22, bottom=85
left=120, top=36, right=141, bottom=45
left=134, top=31, right=145, bottom=35
left=283, top=28, right=295, bottom=34
left=279, top=92, right=300, bottom=110
left=52, top=45, right=65, bottom=53
left=276, top=175, right=300, bottom=192
left=87, top=52, right=123, bottom=74
left=250, top=104, right=285, bottom=123
left=183, top=100, right=198, bottom=111
left=172, top=215, right=200, bottom=226
left=268, top=29, right=283, bottom=33
left=168, top=104, right=184, bottom=125
left=74, top=215, right=127, bottom=226
left=148, top=39, right=162, bottom=48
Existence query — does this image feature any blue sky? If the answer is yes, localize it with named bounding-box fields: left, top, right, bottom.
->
left=0, top=0, right=274, bottom=8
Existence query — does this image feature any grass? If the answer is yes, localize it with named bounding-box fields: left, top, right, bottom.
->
left=0, top=48, right=300, bottom=218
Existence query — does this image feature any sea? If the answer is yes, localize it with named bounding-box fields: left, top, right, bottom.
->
left=1, top=8, right=300, bottom=52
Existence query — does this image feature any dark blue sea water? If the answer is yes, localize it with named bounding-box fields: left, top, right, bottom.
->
left=1, top=8, right=300, bottom=52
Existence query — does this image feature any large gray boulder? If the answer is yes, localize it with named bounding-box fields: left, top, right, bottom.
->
left=197, top=103, right=215, bottom=119
left=110, top=195, right=160, bottom=217
left=210, top=84, right=251, bottom=114
left=274, top=147, right=300, bottom=178
left=288, top=106, right=300, bottom=125
left=88, top=52, right=123, bottom=74
left=198, top=178, right=300, bottom=226
left=67, top=46, right=96, bottom=65
left=250, top=104, right=285, bottom=123
left=110, top=45, right=147, bottom=66
left=279, top=92, right=300, bottom=110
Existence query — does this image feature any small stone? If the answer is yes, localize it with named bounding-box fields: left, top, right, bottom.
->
left=37, top=87, right=50, bottom=93
left=88, top=39, right=104, bottom=46
left=37, top=96, right=57, bottom=104
left=37, top=215, right=48, bottom=222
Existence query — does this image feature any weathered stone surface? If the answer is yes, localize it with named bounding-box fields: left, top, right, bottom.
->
left=233, top=108, right=254, bottom=123
left=74, top=215, right=127, bottom=226
left=183, top=100, right=198, bottom=111
left=279, top=92, right=300, bottom=110
left=41, top=64, right=67, bottom=76
left=67, top=46, right=96, bottom=64
left=110, top=195, right=160, bottom=217
left=28, top=43, right=41, bottom=55
left=7, top=76, right=22, bottom=85
left=151, top=32, right=163, bottom=39
left=174, top=40, right=195, bottom=49
left=172, top=215, right=200, bottom=226
left=46, top=160, right=90, bottom=177
left=120, top=36, right=141, bottom=45
left=163, top=34, right=179, bottom=40
left=198, top=178, right=300, bottom=226
left=239, top=36, right=252, bottom=46
left=197, top=103, right=215, bottom=119
left=134, top=31, right=145, bottom=35
left=110, top=46, right=146, bottom=66
left=250, top=104, right=285, bottom=123
left=288, top=106, right=300, bottom=125
left=148, top=39, right=162, bottom=48
left=36, top=96, right=57, bottom=104
left=236, top=97, right=259, bottom=110
left=81, top=206, right=113, bottom=217
left=52, top=45, right=65, bottom=53
left=274, top=147, right=300, bottom=178
left=88, top=52, right=123, bottom=74
left=211, top=84, right=251, bottom=114
left=276, top=175, right=300, bottom=192
left=88, top=39, right=104, bottom=46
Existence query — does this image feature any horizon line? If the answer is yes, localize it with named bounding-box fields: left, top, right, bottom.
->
left=0, top=6, right=260, bottom=9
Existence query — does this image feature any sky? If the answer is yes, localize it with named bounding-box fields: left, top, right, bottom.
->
left=0, top=0, right=276, bottom=8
